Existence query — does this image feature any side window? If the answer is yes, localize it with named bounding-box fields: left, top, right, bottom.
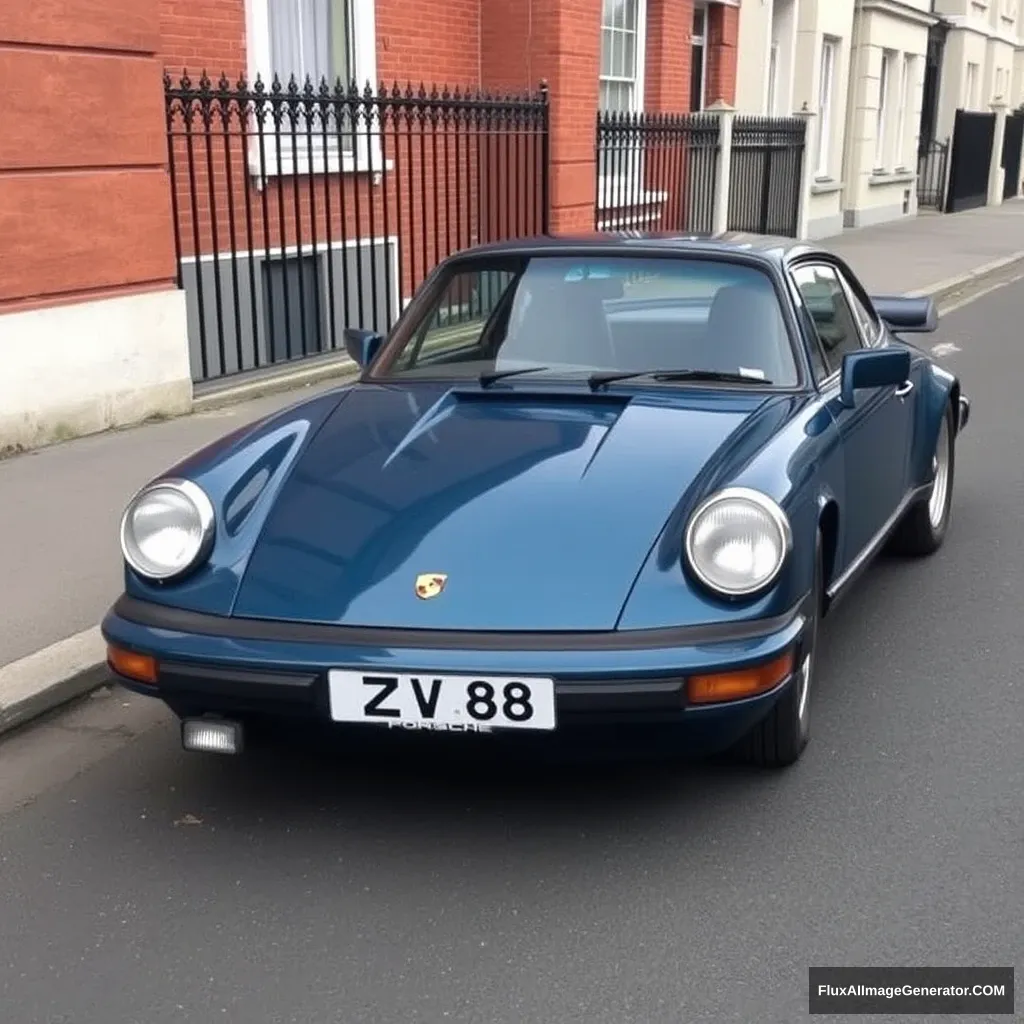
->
left=840, top=272, right=882, bottom=345
left=790, top=263, right=866, bottom=375
left=397, top=269, right=517, bottom=370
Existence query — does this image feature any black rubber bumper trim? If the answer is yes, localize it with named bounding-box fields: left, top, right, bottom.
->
left=110, top=592, right=809, bottom=653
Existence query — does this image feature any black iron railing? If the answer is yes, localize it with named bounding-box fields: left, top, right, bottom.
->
left=727, top=116, right=806, bottom=237
left=916, top=138, right=949, bottom=209
left=165, top=72, right=550, bottom=383
left=594, top=111, right=719, bottom=234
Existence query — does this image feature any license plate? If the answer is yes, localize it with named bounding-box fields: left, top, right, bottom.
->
left=327, top=671, right=557, bottom=732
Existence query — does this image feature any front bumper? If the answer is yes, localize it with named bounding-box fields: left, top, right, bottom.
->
left=101, top=593, right=814, bottom=754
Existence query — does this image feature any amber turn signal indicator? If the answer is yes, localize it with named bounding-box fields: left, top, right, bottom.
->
left=107, top=644, right=158, bottom=686
left=687, top=649, right=795, bottom=705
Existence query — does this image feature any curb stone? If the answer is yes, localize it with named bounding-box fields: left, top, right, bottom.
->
left=1, top=250, right=1019, bottom=741
left=0, top=628, right=108, bottom=739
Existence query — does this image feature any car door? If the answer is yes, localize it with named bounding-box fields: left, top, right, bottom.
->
left=790, top=260, right=915, bottom=559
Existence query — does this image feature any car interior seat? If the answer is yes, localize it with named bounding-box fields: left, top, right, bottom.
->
left=705, top=283, right=788, bottom=381
left=500, top=275, right=618, bottom=369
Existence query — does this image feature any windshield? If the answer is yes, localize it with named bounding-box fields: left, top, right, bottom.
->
left=370, top=254, right=799, bottom=387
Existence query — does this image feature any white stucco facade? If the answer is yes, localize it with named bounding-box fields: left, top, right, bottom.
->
left=735, top=0, right=1024, bottom=238
left=0, top=290, right=193, bottom=454
left=932, top=0, right=1024, bottom=143
left=841, top=0, right=938, bottom=229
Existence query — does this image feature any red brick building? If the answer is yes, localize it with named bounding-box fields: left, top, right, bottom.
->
left=159, top=0, right=739, bottom=231
left=1, top=0, right=740, bottom=451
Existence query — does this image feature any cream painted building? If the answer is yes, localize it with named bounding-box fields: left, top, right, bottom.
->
left=734, top=0, right=1024, bottom=237
left=736, top=0, right=936, bottom=236
left=931, top=0, right=1024, bottom=142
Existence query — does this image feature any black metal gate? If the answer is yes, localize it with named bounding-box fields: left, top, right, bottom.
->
left=945, top=109, right=995, bottom=213
left=1002, top=110, right=1024, bottom=200
left=726, top=116, right=807, bottom=237
left=916, top=138, right=949, bottom=209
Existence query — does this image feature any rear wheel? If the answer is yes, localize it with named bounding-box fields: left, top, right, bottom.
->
left=736, top=528, right=822, bottom=769
left=889, top=402, right=955, bottom=557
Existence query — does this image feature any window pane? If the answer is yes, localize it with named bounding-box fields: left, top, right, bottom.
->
left=611, top=30, right=623, bottom=78
left=791, top=264, right=865, bottom=374
left=268, top=0, right=353, bottom=83
left=377, top=256, right=799, bottom=386
left=623, top=30, right=636, bottom=78
left=693, top=4, right=705, bottom=36
left=625, top=0, right=638, bottom=32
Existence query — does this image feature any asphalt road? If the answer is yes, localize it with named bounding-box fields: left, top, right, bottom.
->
left=1, top=280, right=1022, bottom=1024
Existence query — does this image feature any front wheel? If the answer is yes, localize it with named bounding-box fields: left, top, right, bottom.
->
left=889, top=402, right=956, bottom=557
left=735, top=528, right=823, bottom=769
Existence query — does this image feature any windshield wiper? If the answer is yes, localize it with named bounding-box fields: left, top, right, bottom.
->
left=587, top=368, right=772, bottom=390
left=478, top=366, right=551, bottom=387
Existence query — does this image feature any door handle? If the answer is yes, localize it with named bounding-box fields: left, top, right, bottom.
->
left=894, top=380, right=914, bottom=398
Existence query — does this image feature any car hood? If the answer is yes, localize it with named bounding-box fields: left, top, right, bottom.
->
left=231, top=382, right=783, bottom=631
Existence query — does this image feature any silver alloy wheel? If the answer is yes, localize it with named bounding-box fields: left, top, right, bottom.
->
left=927, top=415, right=951, bottom=529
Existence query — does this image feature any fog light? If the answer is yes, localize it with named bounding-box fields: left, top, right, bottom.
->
left=687, top=649, right=795, bottom=705
left=107, top=644, right=158, bottom=685
left=181, top=718, right=244, bottom=755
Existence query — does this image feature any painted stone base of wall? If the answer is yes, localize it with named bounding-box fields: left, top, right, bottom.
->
left=0, top=289, right=192, bottom=455
left=805, top=211, right=846, bottom=239
left=843, top=193, right=916, bottom=230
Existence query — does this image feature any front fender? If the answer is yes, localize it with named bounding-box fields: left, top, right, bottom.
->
left=121, top=386, right=353, bottom=615
left=910, top=359, right=960, bottom=487
left=617, top=397, right=842, bottom=631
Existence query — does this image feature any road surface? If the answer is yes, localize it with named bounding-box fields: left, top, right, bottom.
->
left=1, top=280, right=1021, bottom=1023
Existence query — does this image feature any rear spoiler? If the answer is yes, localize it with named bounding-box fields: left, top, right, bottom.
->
left=870, top=295, right=938, bottom=334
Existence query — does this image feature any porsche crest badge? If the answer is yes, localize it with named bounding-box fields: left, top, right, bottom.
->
left=415, top=573, right=448, bottom=600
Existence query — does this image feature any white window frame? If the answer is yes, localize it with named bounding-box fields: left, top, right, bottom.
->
left=245, top=0, right=385, bottom=179
left=767, top=41, right=779, bottom=116
left=692, top=3, right=708, bottom=112
left=964, top=62, right=979, bottom=108
left=875, top=49, right=892, bottom=170
left=894, top=55, right=911, bottom=170
left=597, top=0, right=654, bottom=217
left=816, top=38, right=837, bottom=178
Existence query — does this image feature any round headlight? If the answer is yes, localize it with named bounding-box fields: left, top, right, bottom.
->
left=119, top=479, right=216, bottom=581
left=684, top=487, right=792, bottom=597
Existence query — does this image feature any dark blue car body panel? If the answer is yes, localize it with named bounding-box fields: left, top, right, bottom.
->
left=102, top=231, right=969, bottom=751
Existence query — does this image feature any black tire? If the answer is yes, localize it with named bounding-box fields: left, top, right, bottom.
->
left=889, top=402, right=956, bottom=557
left=736, top=528, right=823, bottom=769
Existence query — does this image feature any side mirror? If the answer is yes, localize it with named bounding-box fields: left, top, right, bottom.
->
left=870, top=295, right=938, bottom=334
left=839, top=348, right=911, bottom=408
left=343, top=327, right=384, bottom=369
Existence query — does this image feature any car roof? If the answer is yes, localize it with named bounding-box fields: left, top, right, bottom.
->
left=449, top=230, right=821, bottom=269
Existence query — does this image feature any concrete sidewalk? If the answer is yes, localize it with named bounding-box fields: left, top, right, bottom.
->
left=2, top=202, right=1024, bottom=735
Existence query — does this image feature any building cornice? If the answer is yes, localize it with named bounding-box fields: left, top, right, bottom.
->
left=941, top=13, right=1023, bottom=47
left=858, top=0, right=940, bottom=30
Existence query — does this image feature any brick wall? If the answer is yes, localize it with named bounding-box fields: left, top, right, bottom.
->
left=706, top=2, right=739, bottom=106
left=646, top=0, right=694, bottom=113
left=0, top=0, right=177, bottom=312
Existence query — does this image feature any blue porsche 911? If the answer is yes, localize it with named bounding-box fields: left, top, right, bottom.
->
left=101, top=232, right=970, bottom=768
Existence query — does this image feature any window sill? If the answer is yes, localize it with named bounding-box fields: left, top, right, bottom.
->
left=869, top=169, right=917, bottom=186
left=247, top=143, right=394, bottom=182
left=596, top=187, right=669, bottom=212
left=811, top=177, right=843, bottom=195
